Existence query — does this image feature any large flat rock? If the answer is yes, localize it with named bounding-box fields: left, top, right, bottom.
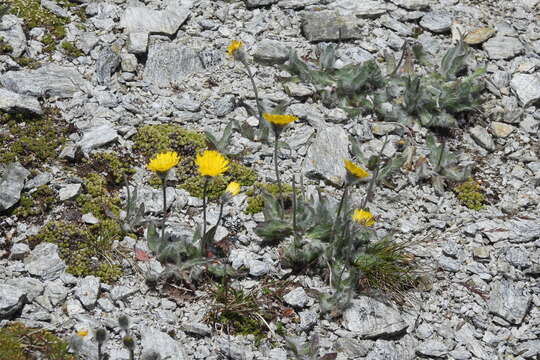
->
left=119, top=7, right=189, bottom=35
left=0, top=88, right=42, bottom=114
left=0, top=64, right=88, bottom=98
left=143, top=43, right=221, bottom=88
left=302, top=11, right=364, bottom=42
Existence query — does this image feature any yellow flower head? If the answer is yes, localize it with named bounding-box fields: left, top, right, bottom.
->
left=195, top=150, right=229, bottom=177
left=227, top=40, right=243, bottom=57
left=344, top=160, right=369, bottom=179
left=352, top=209, right=375, bottom=227
left=262, top=113, right=298, bottom=126
left=225, top=182, right=241, bottom=196
left=76, top=329, right=88, bottom=337
left=147, top=151, right=180, bottom=173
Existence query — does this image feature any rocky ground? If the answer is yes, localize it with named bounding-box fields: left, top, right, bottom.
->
left=1, top=0, right=540, bottom=359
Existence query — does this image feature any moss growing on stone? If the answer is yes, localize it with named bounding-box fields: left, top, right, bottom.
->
left=60, top=41, right=83, bottom=57
left=0, top=108, right=67, bottom=168
left=76, top=173, right=121, bottom=219
left=0, top=322, right=76, bottom=360
left=178, top=161, right=257, bottom=200
left=132, top=124, right=206, bottom=160
left=5, top=0, right=68, bottom=39
left=81, top=152, right=136, bottom=187
left=453, top=178, right=485, bottom=210
left=245, top=182, right=293, bottom=214
left=14, top=56, right=40, bottom=69
left=12, top=185, right=56, bottom=218
left=28, top=220, right=123, bottom=283
left=0, top=36, right=13, bottom=54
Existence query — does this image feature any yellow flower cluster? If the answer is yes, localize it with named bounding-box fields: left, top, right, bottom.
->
left=227, top=40, right=243, bottom=57
left=262, top=113, right=298, bottom=126
left=147, top=151, right=180, bottom=173
left=226, top=182, right=241, bottom=196
left=344, top=160, right=369, bottom=179
left=352, top=209, right=375, bottom=227
left=195, top=150, right=229, bottom=177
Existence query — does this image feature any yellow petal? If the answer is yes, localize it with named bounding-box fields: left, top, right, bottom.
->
left=195, top=150, right=229, bottom=177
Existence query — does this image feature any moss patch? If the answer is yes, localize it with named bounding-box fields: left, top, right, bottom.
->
left=4, top=0, right=68, bottom=39
left=0, top=107, right=68, bottom=168
left=245, top=182, right=293, bottom=214
left=133, top=124, right=257, bottom=199
left=28, top=220, right=123, bottom=283
left=132, top=124, right=206, bottom=160
left=60, top=41, right=83, bottom=58
left=28, top=173, right=124, bottom=283
left=79, top=152, right=136, bottom=188
left=179, top=161, right=257, bottom=200
left=0, top=36, right=13, bottom=54
left=0, top=322, right=76, bottom=360
left=12, top=185, right=56, bottom=218
left=453, top=178, right=485, bottom=210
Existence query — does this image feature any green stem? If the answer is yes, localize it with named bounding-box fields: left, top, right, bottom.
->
left=202, top=177, right=209, bottom=256
left=360, top=135, right=389, bottom=210
left=161, top=178, right=167, bottom=242
left=241, top=59, right=263, bottom=120
left=273, top=133, right=284, bottom=215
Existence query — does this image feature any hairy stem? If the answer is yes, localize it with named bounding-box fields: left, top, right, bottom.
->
left=274, top=133, right=284, bottom=216
left=161, top=178, right=167, bottom=242
left=202, top=177, right=209, bottom=256
left=241, top=59, right=263, bottom=120
left=361, top=135, right=389, bottom=210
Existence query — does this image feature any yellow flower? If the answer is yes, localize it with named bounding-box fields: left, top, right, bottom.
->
left=344, top=159, right=369, bottom=179
left=262, top=113, right=298, bottom=126
left=227, top=40, right=243, bottom=56
left=76, top=329, right=88, bottom=337
left=195, top=150, right=229, bottom=177
left=225, top=182, right=241, bottom=196
left=352, top=209, right=375, bottom=227
left=147, top=151, right=180, bottom=173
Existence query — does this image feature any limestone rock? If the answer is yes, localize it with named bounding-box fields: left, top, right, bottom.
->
left=302, top=11, right=363, bottom=42
left=483, top=36, right=524, bottom=60
left=0, top=88, right=41, bottom=114
left=510, top=73, right=540, bottom=106
left=0, top=284, right=27, bottom=319
left=0, top=162, right=30, bottom=211
left=120, top=7, right=189, bottom=35
left=488, top=280, right=531, bottom=324
left=24, top=243, right=66, bottom=281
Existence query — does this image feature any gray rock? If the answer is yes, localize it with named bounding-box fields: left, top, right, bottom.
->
left=505, top=247, right=530, bottom=269
left=0, top=87, right=42, bottom=115
left=283, top=287, right=310, bottom=308
left=44, top=280, right=68, bottom=306
left=245, top=0, right=279, bottom=8
left=416, top=340, right=450, bottom=358
left=389, top=0, right=430, bottom=10
left=455, top=323, right=493, bottom=359
left=110, top=285, right=138, bottom=302
left=336, top=337, right=370, bottom=357
left=121, top=52, right=138, bottom=73
left=253, top=39, right=289, bottom=65
left=527, top=161, right=540, bottom=184
left=120, top=7, right=189, bottom=35
left=24, top=172, right=52, bottom=190
left=143, top=43, right=220, bottom=88
left=298, top=310, right=318, bottom=331
left=24, top=243, right=66, bottom=280
left=41, top=0, right=70, bottom=18
left=473, top=247, right=490, bottom=261
left=0, top=284, right=27, bottom=319
left=6, top=277, right=43, bottom=302
left=278, top=0, right=319, bottom=9
left=483, top=36, right=524, bottom=60
left=248, top=259, right=271, bottom=276
left=488, top=280, right=531, bottom=325
left=9, top=242, right=30, bottom=260
left=213, top=94, right=235, bottom=117
left=469, top=126, right=495, bottom=152
left=420, top=11, right=452, bottom=33
left=181, top=322, right=212, bottom=336
left=77, top=32, right=99, bottom=55
left=438, top=256, right=461, bottom=272
left=380, top=15, right=413, bottom=36
left=75, top=276, right=101, bottom=310
left=490, top=122, right=515, bottom=138
left=510, top=73, right=540, bottom=106
left=303, top=125, right=350, bottom=186
left=0, top=162, right=30, bottom=211
left=0, top=15, right=27, bottom=57
left=342, top=297, right=407, bottom=338
left=81, top=212, right=99, bottom=224
left=59, top=183, right=81, bottom=201
left=141, top=327, right=187, bottom=360
left=302, top=11, right=363, bottom=42
left=96, top=47, right=121, bottom=85
left=127, top=32, right=148, bottom=54
left=517, top=340, right=540, bottom=358
left=77, top=124, right=119, bottom=154
left=0, top=64, right=87, bottom=98
left=329, top=0, right=392, bottom=18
